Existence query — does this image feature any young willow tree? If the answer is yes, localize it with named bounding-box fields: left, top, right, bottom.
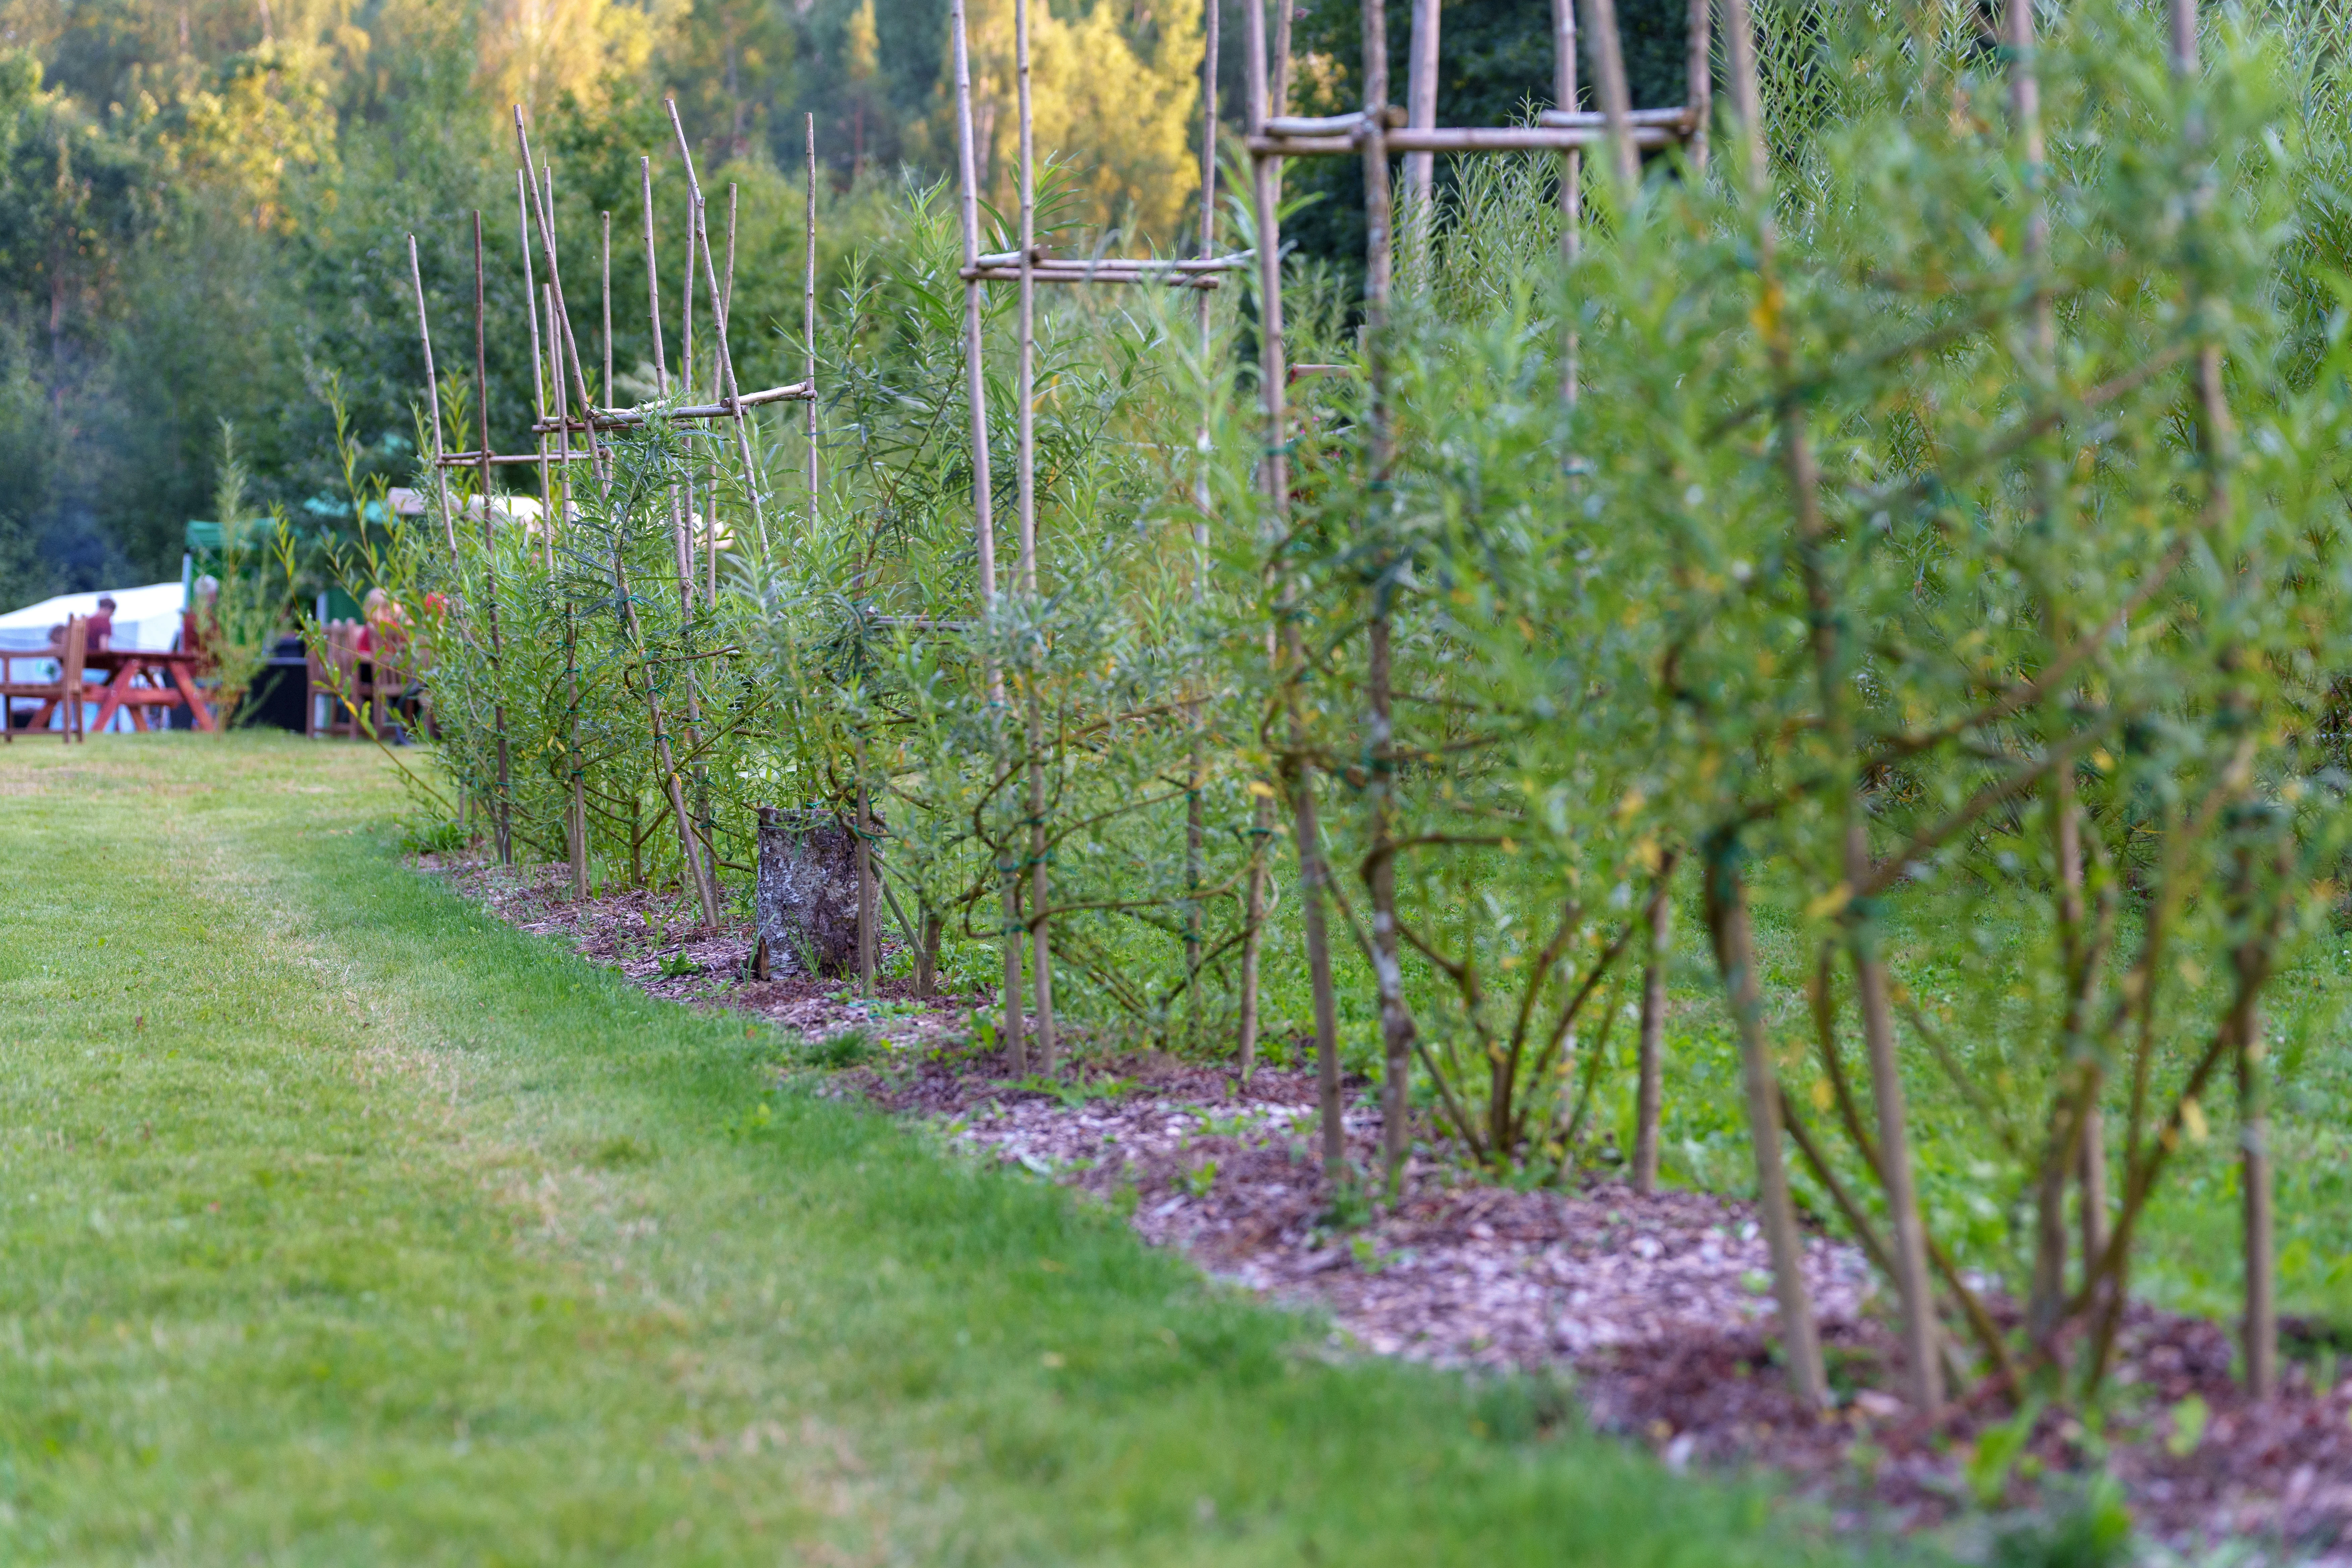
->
left=1545, top=0, right=2352, bottom=1404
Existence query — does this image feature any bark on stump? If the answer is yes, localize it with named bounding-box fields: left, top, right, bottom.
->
left=754, top=806, right=861, bottom=979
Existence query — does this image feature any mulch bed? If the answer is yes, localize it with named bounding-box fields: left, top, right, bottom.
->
left=429, top=858, right=2352, bottom=1560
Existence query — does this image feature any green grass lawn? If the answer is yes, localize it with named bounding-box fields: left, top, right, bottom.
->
left=0, top=733, right=1888, bottom=1566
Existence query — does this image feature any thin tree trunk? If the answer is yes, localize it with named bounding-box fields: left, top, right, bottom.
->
left=858, top=775, right=877, bottom=996
left=1632, top=852, right=1676, bottom=1194
left=1702, top=840, right=1827, bottom=1408
left=1553, top=0, right=1582, bottom=405
left=1848, top=838, right=1944, bottom=1413
left=2080, top=1101, right=2109, bottom=1275
left=2240, top=994, right=2275, bottom=1398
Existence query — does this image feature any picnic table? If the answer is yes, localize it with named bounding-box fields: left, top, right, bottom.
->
left=88, top=648, right=216, bottom=733
left=0, top=647, right=216, bottom=734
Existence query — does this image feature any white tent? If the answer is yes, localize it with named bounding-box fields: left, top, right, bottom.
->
left=0, top=582, right=186, bottom=654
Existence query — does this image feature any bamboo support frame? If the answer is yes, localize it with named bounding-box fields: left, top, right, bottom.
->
left=1249, top=124, right=1677, bottom=156
left=435, top=449, right=601, bottom=467
left=534, top=384, right=815, bottom=433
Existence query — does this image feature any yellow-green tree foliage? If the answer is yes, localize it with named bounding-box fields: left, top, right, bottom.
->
left=476, top=0, right=665, bottom=123
left=949, top=0, right=1201, bottom=243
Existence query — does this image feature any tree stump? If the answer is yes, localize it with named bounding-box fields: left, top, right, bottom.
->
left=754, top=807, right=861, bottom=979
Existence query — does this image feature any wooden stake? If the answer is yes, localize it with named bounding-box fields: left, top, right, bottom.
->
left=544, top=278, right=588, bottom=895
left=1271, top=0, right=1294, bottom=119
left=1684, top=0, right=1711, bottom=172
left=470, top=211, right=516, bottom=870
left=1187, top=0, right=1217, bottom=1062
left=1553, top=0, right=1582, bottom=395
left=601, top=210, right=613, bottom=405
left=663, top=102, right=768, bottom=551
left=1244, top=0, right=1342, bottom=1170
left=1578, top=0, right=1640, bottom=191
left=405, top=235, right=459, bottom=568
left=1403, top=0, right=1440, bottom=239
left=513, top=121, right=610, bottom=496
left=723, top=185, right=739, bottom=385
left=948, top=0, right=1026, bottom=1071
left=805, top=120, right=819, bottom=530
left=640, top=158, right=669, bottom=397
left=681, top=192, right=696, bottom=399
left=712, top=188, right=737, bottom=605
left=518, top=173, right=553, bottom=568
left=1015, top=0, right=1060, bottom=1071
left=1356, top=0, right=1419, bottom=1186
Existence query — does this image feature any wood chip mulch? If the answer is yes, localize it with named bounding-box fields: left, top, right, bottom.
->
left=427, top=857, right=2352, bottom=1560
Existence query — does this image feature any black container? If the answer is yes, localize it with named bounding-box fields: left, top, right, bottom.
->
left=236, top=636, right=310, bottom=733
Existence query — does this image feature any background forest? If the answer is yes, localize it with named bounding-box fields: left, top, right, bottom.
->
left=0, top=0, right=1680, bottom=607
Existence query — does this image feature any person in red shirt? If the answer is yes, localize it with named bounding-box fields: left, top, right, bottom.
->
left=85, top=596, right=116, bottom=651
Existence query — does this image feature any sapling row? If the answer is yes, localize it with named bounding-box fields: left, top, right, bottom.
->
left=340, top=0, right=2352, bottom=1420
